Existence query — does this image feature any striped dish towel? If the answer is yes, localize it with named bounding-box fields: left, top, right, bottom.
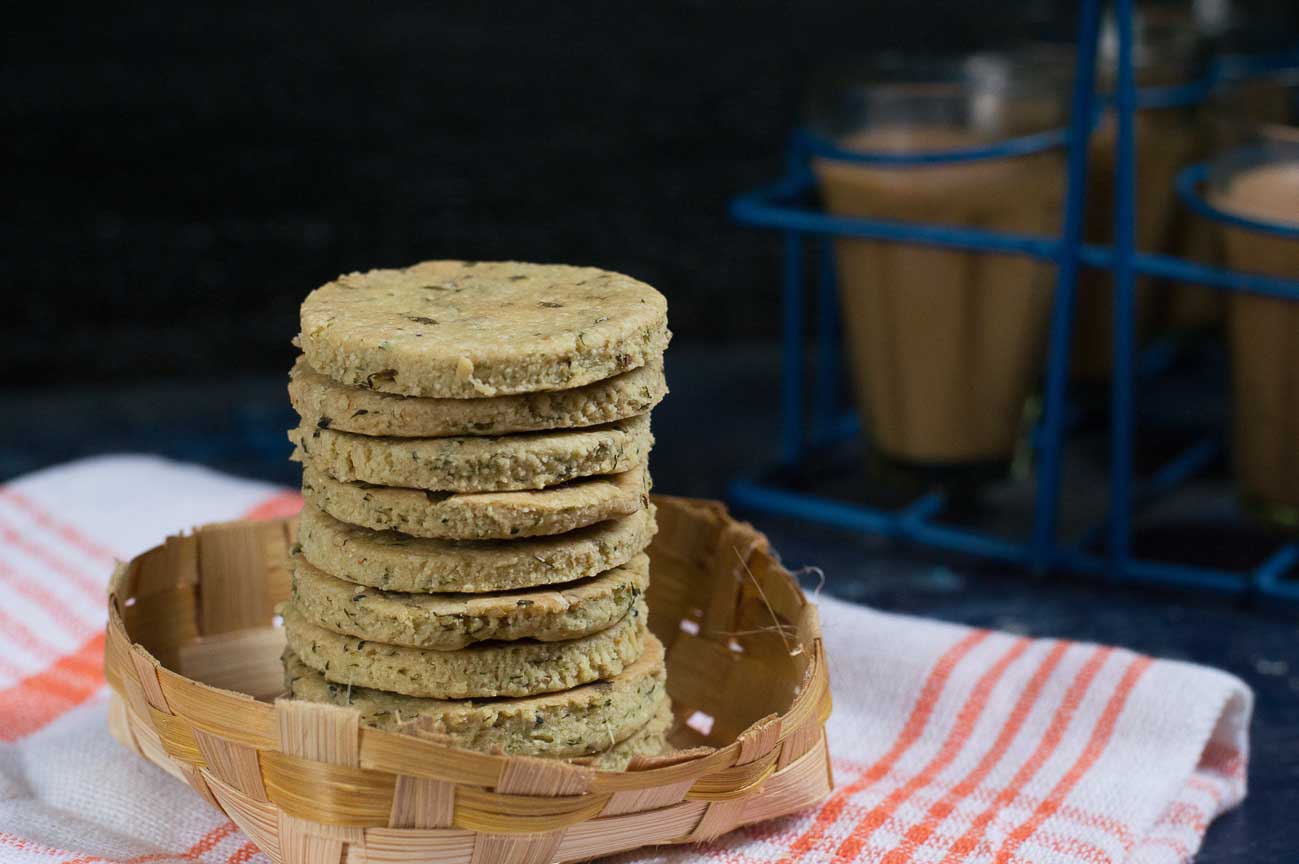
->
left=0, top=457, right=1250, bottom=864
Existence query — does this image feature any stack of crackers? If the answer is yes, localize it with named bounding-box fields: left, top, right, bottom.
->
left=280, top=260, right=673, bottom=769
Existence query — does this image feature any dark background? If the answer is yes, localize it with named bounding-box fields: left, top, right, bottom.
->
left=6, top=1, right=1297, bottom=387
left=3, top=0, right=1078, bottom=387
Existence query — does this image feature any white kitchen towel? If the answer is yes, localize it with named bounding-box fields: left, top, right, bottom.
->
left=0, top=456, right=1250, bottom=864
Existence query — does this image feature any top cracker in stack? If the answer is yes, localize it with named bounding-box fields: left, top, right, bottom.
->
left=280, top=260, right=672, bottom=768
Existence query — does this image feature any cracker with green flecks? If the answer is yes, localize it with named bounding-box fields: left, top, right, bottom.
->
left=281, top=599, right=647, bottom=699
left=290, top=414, right=652, bottom=493
left=580, top=699, right=674, bottom=770
left=290, top=355, right=666, bottom=438
left=299, top=463, right=649, bottom=540
left=291, top=553, right=648, bottom=649
left=296, top=503, right=657, bottom=593
left=298, top=260, right=670, bottom=399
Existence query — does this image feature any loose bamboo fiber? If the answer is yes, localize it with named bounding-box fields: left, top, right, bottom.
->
left=105, top=495, right=834, bottom=864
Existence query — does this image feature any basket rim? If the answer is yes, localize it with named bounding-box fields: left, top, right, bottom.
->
left=105, top=494, right=830, bottom=789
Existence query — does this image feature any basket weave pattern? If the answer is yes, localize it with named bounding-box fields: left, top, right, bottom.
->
left=105, top=495, right=833, bottom=864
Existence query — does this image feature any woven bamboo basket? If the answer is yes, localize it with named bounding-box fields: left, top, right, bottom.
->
left=104, top=495, right=833, bottom=864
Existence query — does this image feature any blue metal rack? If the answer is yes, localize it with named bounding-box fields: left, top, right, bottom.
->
left=728, top=0, right=1299, bottom=599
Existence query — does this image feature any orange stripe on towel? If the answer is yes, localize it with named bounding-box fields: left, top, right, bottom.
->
left=0, top=632, right=106, bottom=742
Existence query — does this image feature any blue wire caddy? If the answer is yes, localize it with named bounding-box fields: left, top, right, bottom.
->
left=727, top=0, right=1299, bottom=600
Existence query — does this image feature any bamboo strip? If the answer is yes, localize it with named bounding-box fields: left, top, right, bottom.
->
left=740, top=735, right=833, bottom=824
left=195, top=728, right=269, bottom=801
left=156, top=666, right=278, bottom=747
left=452, top=789, right=610, bottom=834
left=736, top=715, right=782, bottom=764
left=642, top=560, right=697, bottom=643
left=685, top=749, right=779, bottom=801
left=598, top=778, right=695, bottom=816
left=625, top=745, right=716, bottom=770
left=496, top=759, right=592, bottom=796
left=124, top=586, right=199, bottom=664
left=129, top=647, right=169, bottom=711
left=276, top=699, right=360, bottom=766
left=108, top=561, right=134, bottom=607
left=747, top=548, right=806, bottom=624
left=179, top=763, right=222, bottom=809
left=355, top=827, right=476, bottom=864
left=587, top=744, right=736, bottom=793
left=264, top=520, right=295, bottom=608
left=468, top=831, right=563, bottom=864
left=388, top=776, right=456, bottom=829
left=798, top=603, right=824, bottom=651
left=452, top=806, right=607, bottom=836
left=262, top=751, right=395, bottom=826
left=280, top=811, right=363, bottom=845
left=104, top=609, right=134, bottom=692
left=120, top=670, right=156, bottom=731
left=650, top=497, right=729, bottom=566
left=107, top=693, right=134, bottom=751
left=714, top=654, right=800, bottom=740
left=777, top=666, right=826, bottom=737
left=663, top=634, right=739, bottom=716
left=149, top=704, right=205, bottom=766
left=125, top=711, right=188, bottom=784
left=277, top=811, right=344, bottom=864
left=198, top=522, right=278, bottom=636
left=776, top=716, right=824, bottom=770
left=360, top=728, right=503, bottom=787
left=681, top=799, right=747, bottom=843
left=453, top=786, right=610, bottom=818
left=700, top=526, right=749, bottom=637
left=205, top=771, right=282, bottom=859
left=555, top=801, right=709, bottom=862
left=134, top=532, right=200, bottom=597
left=179, top=626, right=286, bottom=698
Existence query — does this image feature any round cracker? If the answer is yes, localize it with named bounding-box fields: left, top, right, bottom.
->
left=299, top=464, right=649, bottom=540
left=281, top=599, right=647, bottom=699
left=290, top=414, right=652, bottom=493
left=299, top=260, right=669, bottom=398
left=289, top=355, right=666, bottom=438
left=296, top=503, right=657, bottom=593
left=290, top=553, right=648, bottom=649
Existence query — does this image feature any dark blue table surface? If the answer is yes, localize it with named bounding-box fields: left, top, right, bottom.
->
left=4, top=346, right=1296, bottom=862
